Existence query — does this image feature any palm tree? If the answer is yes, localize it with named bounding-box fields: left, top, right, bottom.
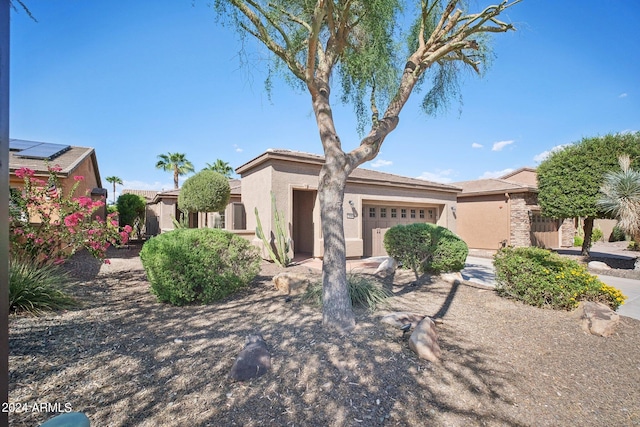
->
left=204, top=159, right=234, bottom=178
left=156, top=152, right=195, bottom=189
left=597, top=155, right=640, bottom=240
left=105, top=176, right=123, bottom=204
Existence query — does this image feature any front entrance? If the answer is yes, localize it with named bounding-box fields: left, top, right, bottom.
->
left=362, top=204, right=438, bottom=257
left=292, top=190, right=316, bottom=256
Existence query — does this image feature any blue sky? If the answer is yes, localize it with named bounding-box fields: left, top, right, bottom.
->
left=9, top=1, right=640, bottom=196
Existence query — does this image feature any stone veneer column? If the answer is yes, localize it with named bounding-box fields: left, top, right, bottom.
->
left=560, top=218, right=575, bottom=247
left=509, top=194, right=532, bottom=247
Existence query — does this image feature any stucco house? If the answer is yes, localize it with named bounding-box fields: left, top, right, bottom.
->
left=235, top=149, right=460, bottom=259
left=141, top=149, right=461, bottom=259
left=453, top=167, right=574, bottom=250
left=9, top=139, right=106, bottom=217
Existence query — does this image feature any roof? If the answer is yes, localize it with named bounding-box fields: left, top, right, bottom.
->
left=235, top=149, right=461, bottom=193
left=453, top=178, right=537, bottom=197
left=142, top=179, right=242, bottom=204
left=9, top=138, right=102, bottom=187
left=499, top=167, right=537, bottom=180
left=122, top=189, right=159, bottom=203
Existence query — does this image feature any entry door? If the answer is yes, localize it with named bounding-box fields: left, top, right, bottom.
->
left=293, top=190, right=316, bottom=255
left=530, top=213, right=560, bottom=248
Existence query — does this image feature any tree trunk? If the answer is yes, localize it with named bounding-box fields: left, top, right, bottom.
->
left=581, top=216, right=594, bottom=256
left=319, top=156, right=355, bottom=333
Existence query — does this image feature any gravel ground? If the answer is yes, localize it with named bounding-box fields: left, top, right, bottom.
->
left=8, top=244, right=640, bottom=426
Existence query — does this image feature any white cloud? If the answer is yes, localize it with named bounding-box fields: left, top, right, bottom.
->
left=492, top=140, right=514, bottom=151
left=370, top=159, right=393, bottom=168
left=533, top=144, right=571, bottom=163
left=122, top=179, right=174, bottom=192
left=619, top=93, right=628, bottom=98
left=472, top=142, right=483, bottom=149
left=416, top=169, right=455, bottom=183
left=478, top=168, right=514, bottom=179
left=233, top=144, right=243, bottom=153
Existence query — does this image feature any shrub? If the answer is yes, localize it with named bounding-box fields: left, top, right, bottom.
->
left=10, top=259, right=77, bottom=314
left=116, top=193, right=146, bottom=230
left=178, top=170, right=231, bottom=225
left=383, top=223, right=468, bottom=278
left=140, top=228, right=261, bottom=305
left=609, top=225, right=628, bottom=242
left=591, top=227, right=603, bottom=243
left=304, top=273, right=391, bottom=311
left=493, top=247, right=626, bottom=310
left=573, top=235, right=584, bottom=247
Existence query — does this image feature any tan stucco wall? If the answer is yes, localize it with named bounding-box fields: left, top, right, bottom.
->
left=456, top=194, right=510, bottom=249
left=240, top=159, right=458, bottom=259
left=504, top=169, right=537, bottom=186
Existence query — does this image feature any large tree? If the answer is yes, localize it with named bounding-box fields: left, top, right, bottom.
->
left=214, top=0, right=520, bottom=332
left=155, top=152, right=195, bottom=189
left=205, top=159, right=234, bottom=178
left=537, top=132, right=640, bottom=255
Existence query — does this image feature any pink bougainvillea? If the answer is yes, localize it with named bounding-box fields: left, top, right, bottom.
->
left=10, top=166, right=130, bottom=265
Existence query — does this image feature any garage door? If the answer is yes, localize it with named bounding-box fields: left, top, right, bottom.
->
left=362, top=205, right=437, bottom=257
left=530, top=213, right=560, bottom=249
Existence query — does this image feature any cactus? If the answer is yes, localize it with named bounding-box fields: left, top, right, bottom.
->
left=255, top=192, right=291, bottom=267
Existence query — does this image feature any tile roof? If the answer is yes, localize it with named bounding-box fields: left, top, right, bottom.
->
left=235, top=149, right=461, bottom=193
left=453, top=178, right=537, bottom=196
left=9, top=139, right=101, bottom=187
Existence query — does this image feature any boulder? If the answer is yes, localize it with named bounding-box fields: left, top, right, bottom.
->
left=380, top=312, right=426, bottom=329
left=573, top=301, right=620, bottom=337
left=374, top=257, right=398, bottom=277
left=229, top=334, right=271, bottom=381
left=588, top=261, right=611, bottom=270
left=408, top=317, right=441, bottom=363
left=273, top=272, right=310, bottom=295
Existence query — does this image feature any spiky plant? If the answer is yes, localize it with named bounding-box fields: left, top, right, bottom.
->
left=9, top=260, right=77, bottom=314
left=598, top=155, right=640, bottom=240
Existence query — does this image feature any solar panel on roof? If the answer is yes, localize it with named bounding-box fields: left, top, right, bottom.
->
left=9, top=139, right=41, bottom=151
left=17, top=143, right=71, bottom=160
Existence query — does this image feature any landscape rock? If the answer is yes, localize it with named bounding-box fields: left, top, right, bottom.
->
left=229, top=334, right=272, bottom=381
left=380, top=312, right=426, bottom=329
left=374, top=257, right=398, bottom=277
left=273, top=272, right=310, bottom=295
left=408, top=317, right=441, bottom=363
left=588, top=261, right=611, bottom=270
left=573, top=301, right=620, bottom=337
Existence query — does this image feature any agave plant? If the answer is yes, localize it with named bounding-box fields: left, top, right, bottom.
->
left=597, top=155, right=640, bottom=240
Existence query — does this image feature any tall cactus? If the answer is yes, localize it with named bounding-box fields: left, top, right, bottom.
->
left=255, top=192, right=291, bottom=267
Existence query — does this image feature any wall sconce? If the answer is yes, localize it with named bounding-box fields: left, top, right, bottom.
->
left=528, top=210, right=533, bottom=220
left=348, top=200, right=358, bottom=218
left=451, top=205, right=456, bottom=214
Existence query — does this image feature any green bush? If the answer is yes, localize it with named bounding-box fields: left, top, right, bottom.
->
left=573, top=235, right=584, bottom=247
left=493, top=247, right=626, bottom=310
left=383, top=223, right=468, bottom=278
left=609, top=225, right=628, bottom=242
left=116, top=193, right=146, bottom=229
left=591, top=227, right=603, bottom=243
left=140, top=228, right=261, bottom=305
left=10, top=260, right=77, bottom=314
left=304, top=273, right=391, bottom=311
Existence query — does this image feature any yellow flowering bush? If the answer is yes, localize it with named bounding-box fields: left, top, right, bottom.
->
left=493, top=247, right=627, bottom=310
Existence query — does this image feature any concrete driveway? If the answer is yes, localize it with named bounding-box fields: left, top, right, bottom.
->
left=462, top=255, right=640, bottom=321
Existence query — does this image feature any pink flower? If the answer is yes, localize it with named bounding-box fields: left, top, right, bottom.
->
left=49, top=165, right=62, bottom=173
left=15, top=168, right=35, bottom=178
left=73, top=175, right=85, bottom=181
left=104, top=259, right=111, bottom=264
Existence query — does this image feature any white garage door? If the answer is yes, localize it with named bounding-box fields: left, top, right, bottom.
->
left=362, top=205, right=438, bottom=257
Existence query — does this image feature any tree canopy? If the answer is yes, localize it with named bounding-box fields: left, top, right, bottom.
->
left=537, top=132, right=640, bottom=253
left=205, top=159, right=234, bottom=178
left=213, top=0, right=520, bottom=332
left=178, top=170, right=231, bottom=227
left=156, top=152, right=195, bottom=189
left=105, top=176, right=123, bottom=205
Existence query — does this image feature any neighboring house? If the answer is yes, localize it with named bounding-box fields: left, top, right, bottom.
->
left=453, top=167, right=574, bottom=250
left=135, top=149, right=461, bottom=259
left=126, top=179, right=244, bottom=237
left=235, top=149, right=460, bottom=259
left=9, top=138, right=106, bottom=217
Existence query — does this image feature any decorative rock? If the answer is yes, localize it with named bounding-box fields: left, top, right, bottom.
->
left=573, top=301, right=620, bottom=337
left=374, top=257, right=398, bottom=277
left=273, top=272, right=310, bottom=295
left=408, top=317, right=441, bottom=363
left=588, top=261, right=611, bottom=270
left=380, top=312, right=426, bottom=329
left=440, top=272, right=463, bottom=283
left=229, top=334, right=271, bottom=381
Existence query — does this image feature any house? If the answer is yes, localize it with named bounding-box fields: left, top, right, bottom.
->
left=139, top=149, right=461, bottom=259
left=453, top=167, right=574, bottom=250
left=124, top=179, right=244, bottom=237
left=9, top=139, right=106, bottom=216
left=235, top=149, right=460, bottom=259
